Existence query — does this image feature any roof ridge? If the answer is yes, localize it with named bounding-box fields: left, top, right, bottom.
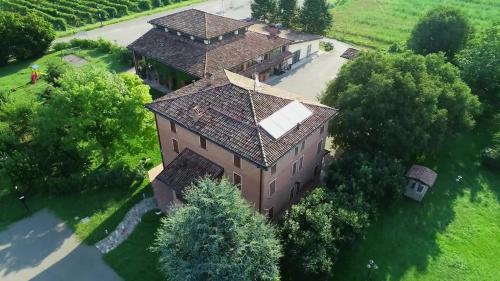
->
left=247, top=89, right=268, bottom=167
left=203, top=11, right=208, bottom=39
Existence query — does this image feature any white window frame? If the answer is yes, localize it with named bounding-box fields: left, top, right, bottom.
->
left=300, top=140, right=305, bottom=151
left=294, top=146, right=299, bottom=156
left=299, top=155, right=304, bottom=170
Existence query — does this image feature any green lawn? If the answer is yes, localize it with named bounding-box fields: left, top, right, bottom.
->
left=0, top=48, right=161, bottom=243
left=328, top=0, right=500, bottom=49
left=0, top=48, right=130, bottom=99
left=104, top=211, right=165, bottom=281
left=333, top=121, right=500, bottom=280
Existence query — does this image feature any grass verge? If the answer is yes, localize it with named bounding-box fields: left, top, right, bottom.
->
left=104, top=211, right=164, bottom=281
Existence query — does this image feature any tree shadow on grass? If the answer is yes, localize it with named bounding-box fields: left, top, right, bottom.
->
left=332, top=121, right=499, bottom=281
left=45, top=177, right=153, bottom=246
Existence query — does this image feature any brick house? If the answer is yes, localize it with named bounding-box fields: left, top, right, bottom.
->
left=148, top=70, right=337, bottom=218
left=128, top=9, right=293, bottom=92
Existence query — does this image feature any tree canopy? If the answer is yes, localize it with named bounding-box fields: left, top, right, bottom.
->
left=456, top=24, right=500, bottom=107
left=1, top=67, right=155, bottom=193
left=278, top=0, right=298, bottom=27
left=0, top=11, right=55, bottom=65
left=321, top=51, right=481, bottom=161
left=280, top=187, right=368, bottom=280
left=299, top=0, right=332, bottom=35
left=152, top=177, right=282, bottom=281
left=407, top=7, right=471, bottom=58
left=251, top=0, right=278, bottom=22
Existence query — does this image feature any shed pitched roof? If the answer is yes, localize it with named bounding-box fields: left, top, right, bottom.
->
left=406, top=165, right=438, bottom=187
left=148, top=9, right=252, bottom=40
left=156, top=148, right=224, bottom=194
left=128, top=28, right=291, bottom=78
left=147, top=71, right=337, bottom=167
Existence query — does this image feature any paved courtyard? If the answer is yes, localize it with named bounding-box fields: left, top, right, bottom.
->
left=0, top=209, right=121, bottom=281
left=267, top=38, right=354, bottom=101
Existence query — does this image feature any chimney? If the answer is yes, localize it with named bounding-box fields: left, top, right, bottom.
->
left=191, top=106, right=201, bottom=122
left=205, top=72, right=214, bottom=85
left=192, top=80, right=196, bottom=85
left=296, top=123, right=301, bottom=130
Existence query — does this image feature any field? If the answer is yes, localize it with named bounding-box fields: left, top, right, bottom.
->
left=0, top=0, right=195, bottom=31
left=332, top=120, right=500, bottom=280
left=328, top=0, right=500, bottom=49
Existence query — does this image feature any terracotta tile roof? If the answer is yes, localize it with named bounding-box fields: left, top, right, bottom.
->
left=147, top=71, right=337, bottom=167
left=156, top=148, right=224, bottom=196
left=149, top=9, right=252, bottom=40
left=128, top=28, right=291, bottom=78
left=406, top=165, right=438, bottom=187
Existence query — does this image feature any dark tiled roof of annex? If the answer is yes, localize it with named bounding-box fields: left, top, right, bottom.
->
left=147, top=71, right=337, bottom=168
left=128, top=28, right=291, bottom=78
left=156, top=148, right=224, bottom=195
left=148, top=9, right=252, bottom=40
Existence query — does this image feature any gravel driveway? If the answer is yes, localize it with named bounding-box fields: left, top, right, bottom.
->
left=0, top=209, right=121, bottom=281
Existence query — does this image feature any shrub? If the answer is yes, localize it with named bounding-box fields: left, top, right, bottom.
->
left=320, top=41, right=334, bottom=51
left=482, top=132, right=500, bottom=170
left=456, top=24, right=500, bottom=107
left=280, top=187, right=369, bottom=279
left=138, top=0, right=152, bottom=10
left=0, top=11, right=55, bottom=65
left=45, top=59, right=72, bottom=86
left=52, top=41, right=71, bottom=51
left=326, top=151, right=406, bottom=203
left=152, top=0, right=163, bottom=7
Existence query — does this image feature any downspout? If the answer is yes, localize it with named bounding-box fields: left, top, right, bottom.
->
left=259, top=167, right=263, bottom=213
left=154, top=114, right=166, bottom=169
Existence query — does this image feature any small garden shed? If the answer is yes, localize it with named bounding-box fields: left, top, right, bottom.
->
left=404, top=165, right=438, bottom=202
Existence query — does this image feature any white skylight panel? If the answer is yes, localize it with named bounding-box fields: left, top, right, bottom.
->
left=259, top=101, right=312, bottom=139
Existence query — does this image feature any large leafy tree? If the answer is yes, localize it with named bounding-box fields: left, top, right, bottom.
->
left=152, top=177, right=282, bottom=281
left=326, top=151, right=405, bottom=203
left=280, top=187, right=368, bottom=280
left=0, top=12, right=55, bottom=65
left=407, top=7, right=471, bottom=58
left=321, top=51, right=481, bottom=161
left=456, top=24, right=500, bottom=107
left=251, top=0, right=277, bottom=22
left=29, top=68, right=155, bottom=192
left=298, top=0, right=332, bottom=35
left=278, top=0, right=298, bottom=27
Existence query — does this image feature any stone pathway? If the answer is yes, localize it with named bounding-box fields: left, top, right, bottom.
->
left=95, top=197, right=157, bottom=254
left=62, top=54, right=88, bottom=67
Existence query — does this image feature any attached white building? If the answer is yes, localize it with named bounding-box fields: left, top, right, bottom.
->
left=249, top=23, right=323, bottom=66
